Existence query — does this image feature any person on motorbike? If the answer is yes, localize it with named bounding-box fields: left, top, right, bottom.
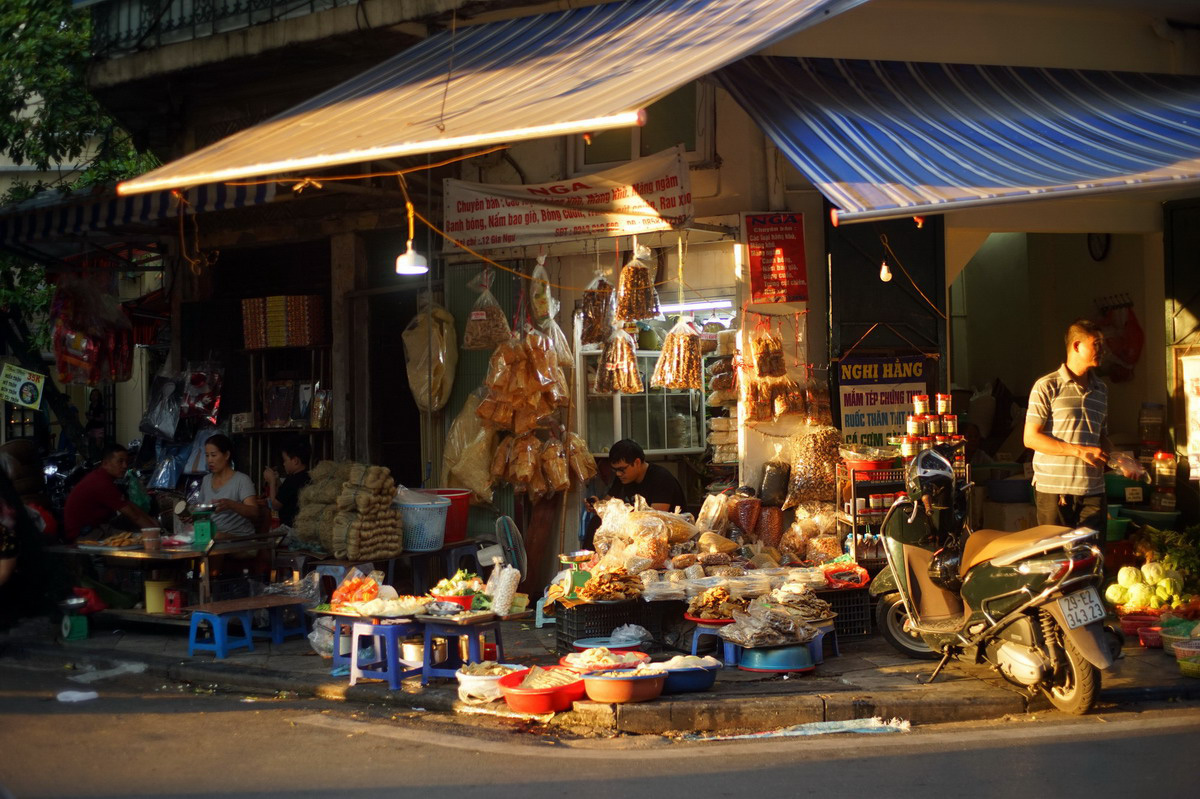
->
left=1023, top=318, right=1117, bottom=532
left=63, top=443, right=160, bottom=542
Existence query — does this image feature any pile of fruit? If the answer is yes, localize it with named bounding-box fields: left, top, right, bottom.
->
left=1104, top=561, right=1191, bottom=612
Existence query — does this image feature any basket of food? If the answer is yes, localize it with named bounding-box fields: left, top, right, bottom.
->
left=658, top=655, right=722, bottom=694
left=1119, top=613, right=1160, bottom=637
left=583, top=664, right=667, bottom=703
left=498, top=666, right=584, bottom=714
left=559, top=647, right=649, bottom=673
left=455, top=662, right=522, bottom=704
left=1172, top=638, right=1200, bottom=661
left=1178, top=656, right=1200, bottom=679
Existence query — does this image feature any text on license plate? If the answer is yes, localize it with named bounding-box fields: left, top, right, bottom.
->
left=1057, top=588, right=1105, bottom=630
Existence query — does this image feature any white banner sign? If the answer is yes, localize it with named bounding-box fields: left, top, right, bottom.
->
left=442, top=146, right=692, bottom=250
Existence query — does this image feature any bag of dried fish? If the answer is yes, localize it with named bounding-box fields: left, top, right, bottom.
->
left=651, top=319, right=702, bottom=389
left=615, top=244, right=659, bottom=321
left=750, top=328, right=787, bottom=377
left=462, top=270, right=511, bottom=350
left=593, top=327, right=643, bottom=394
left=579, top=272, right=615, bottom=345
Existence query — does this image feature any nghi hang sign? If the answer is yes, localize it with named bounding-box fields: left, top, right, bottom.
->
left=442, top=146, right=692, bottom=250
left=838, top=355, right=926, bottom=447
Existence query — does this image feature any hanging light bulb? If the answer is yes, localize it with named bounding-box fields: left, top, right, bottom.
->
left=395, top=200, right=429, bottom=275
left=879, top=259, right=893, bottom=282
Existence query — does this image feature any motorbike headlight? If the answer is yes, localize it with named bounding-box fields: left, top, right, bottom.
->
left=43, top=464, right=58, bottom=477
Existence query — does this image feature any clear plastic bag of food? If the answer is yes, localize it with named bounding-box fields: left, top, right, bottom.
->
left=743, top=378, right=774, bottom=422
left=615, top=244, right=659, bottom=322
left=529, top=255, right=555, bottom=325
left=780, top=517, right=818, bottom=562
left=593, top=327, right=643, bottom=394
left=695, top=493, right=731, bottom=534
left=541, top=438, right=570, bottom=494
left=540, top=315, right=573, bottom=368
left=805, top=533, right=843, bottom=564
left=462, top=269, right=511, bottom=350
left=698, top=531, right=739, bottom=554
left=580, top=271, right=615, bottom=346
left=755, top=506, right=784, bottom=549
left=651, top=319, right=702, bottom=390
left=628, top=506, right=698, bottom=544
left=716, top=328, right=739, bottom=356
left=707, top=389, right=738, bottom=406
left=624, top=514, right=670, bottom=569
left=772, top=378, right=806, bottom=419
left=402, top=295, right=457, bottom=412
left=524, top=327, right=559, bottom=389
left=506, top=433, right=541, bottom=486
left=730, top=493, right=762, bottom=536
left=759, top=460, right=791, bottom=507
left=783, top=425, right=842, bottom=508
left=750, top=328, right=787, bottom=377
left=565, top=432, right=598, bottom=485
left=804, top=375, right=833, bottom=426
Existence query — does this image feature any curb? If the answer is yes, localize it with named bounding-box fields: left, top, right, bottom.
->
left=11, top=640, right=1196, bottom=733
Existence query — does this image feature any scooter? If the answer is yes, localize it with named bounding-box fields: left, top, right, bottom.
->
left=869, top=444, right=1120, bottom=714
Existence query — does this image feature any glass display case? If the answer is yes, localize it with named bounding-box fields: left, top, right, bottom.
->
left=575, top=347, right=706, bottom=457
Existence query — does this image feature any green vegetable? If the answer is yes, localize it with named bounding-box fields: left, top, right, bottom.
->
left=1150, top=595, right=1165, bottom=609
left=1125, top=583, right=1154, bottom=608
left=1158, top=577, right=1183, bottom=599
left=1118, top=566, right=1143, bottom=588
left=1104, top=583, right=1129, bottom=606
left=1141, top=561, right=1166, bottom=585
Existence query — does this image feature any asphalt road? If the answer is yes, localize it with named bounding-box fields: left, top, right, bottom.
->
left=1, top=658, right=1197, bottom=799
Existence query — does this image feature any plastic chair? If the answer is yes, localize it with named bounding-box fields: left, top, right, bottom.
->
left=690, top=623, right=740, bottom=667
left=421, top=620, right=505, bottom=685
left=806, top=622, right=840, bottom=665
left=349, top=621, right=422, bottom=690
left=250, top=603, right=308, bottom=645
left=188, top=610, right=255, bottom=659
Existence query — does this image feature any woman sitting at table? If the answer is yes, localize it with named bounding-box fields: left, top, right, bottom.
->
left=199, top=434, right=261, bottom=538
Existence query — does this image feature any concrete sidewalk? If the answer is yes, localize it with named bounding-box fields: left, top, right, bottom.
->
left=3, top=613, right=1197, bottom=734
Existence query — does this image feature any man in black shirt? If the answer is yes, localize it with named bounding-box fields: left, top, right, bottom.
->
left=603, top=439, right=686, bottom=511
left=263, top=437, right=312, bottom=527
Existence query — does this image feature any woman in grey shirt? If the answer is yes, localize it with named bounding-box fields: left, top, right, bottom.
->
left=199, top=434, right=260, bottom=537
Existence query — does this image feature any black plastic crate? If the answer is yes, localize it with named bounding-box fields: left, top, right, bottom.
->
left=554, top=600, right=685, bottom=654
left=815, top=587, right=872, bottom=640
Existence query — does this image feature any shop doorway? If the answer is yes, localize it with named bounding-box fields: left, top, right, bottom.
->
left=367, top=291, right=423, bottom=488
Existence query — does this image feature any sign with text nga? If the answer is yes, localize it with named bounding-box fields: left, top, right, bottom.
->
left=442, top=146, right=692, bottom=250
left=0, top=363, right=45, bottom=410
left=838, top=356, right=926, bottom=446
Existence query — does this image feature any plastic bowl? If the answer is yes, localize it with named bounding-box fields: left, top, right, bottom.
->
left=498, top=667, right=585, bottom=714
left=583, top=671, right=665, bottom=703
left=432, top=594, right=475, bottom=611
left=661, top=664, right=721, bottom=694
left=738, top=644, right=815, bottom=673
left=558, top=651, right=650, bottom=672
left=1137, top=626, right=1163, bottom=648
left=1119, top=613, right=1160, bottom=637
left=571, top=637, right=643, bottom=653
left=455, top=663, right=523, bottom=696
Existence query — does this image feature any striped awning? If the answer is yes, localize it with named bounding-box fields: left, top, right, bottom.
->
left=0, top=181, right=277, bottom=247
left=116, top=0, right=867, bottom=195
left=716, top=57, right=1200, bottom=223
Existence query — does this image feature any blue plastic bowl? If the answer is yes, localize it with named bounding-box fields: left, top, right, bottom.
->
left=661, top=665, right=720, bottom=694
left=738, top=644, right=815, bottom=673
left=572, top=636, right=643, bottom=652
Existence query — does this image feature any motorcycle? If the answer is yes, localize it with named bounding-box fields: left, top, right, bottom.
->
left=869, top=443, right=1121, bottom=714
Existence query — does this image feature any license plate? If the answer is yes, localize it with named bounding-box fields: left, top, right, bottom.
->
left=1057, top=587, right=1106, bottom=630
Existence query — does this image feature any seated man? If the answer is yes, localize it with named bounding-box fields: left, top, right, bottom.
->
left=583, top=439, right=687, bottom=549
left=64, top=444, right=160, bottom=542
left=263, top=436, right=312, bottom=527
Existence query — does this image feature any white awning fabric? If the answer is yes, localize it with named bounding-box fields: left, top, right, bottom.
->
left=117, top=0, right=867, bottom=195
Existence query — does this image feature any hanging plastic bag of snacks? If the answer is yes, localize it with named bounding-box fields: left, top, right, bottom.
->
left=615, top=244, right=659, bottom=322
left=783, top=425, right=841, bottom=507
left=529, top=255, right=555, bottom=325
left=772, top=377, right=806, bottom=420
left=651, top=319, right=702, bottom=390
left=462, top=269, right=511, bottom=350
left=804, top=375, right=833, bottom=426
left=751, top=328, right=787, bottom=377
left=565, top=432, right=598, bottom=485
left=541, top=437, right=571, bottom=494
left=540, top=315, right=573, bottom=368
left=594, top=327, right=643, bottom=394
left=742, top=377, right=774, bottom=422
left=699, top=319, right=724, bottom=355
left=579, top=271, right=615, bottom=345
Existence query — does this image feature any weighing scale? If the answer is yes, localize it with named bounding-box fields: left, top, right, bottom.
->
left=59, top=597, right=88, bottom=641
left=560, top=550, right=593, bottom=599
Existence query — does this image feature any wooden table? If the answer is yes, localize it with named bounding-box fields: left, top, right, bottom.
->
left=48, top=534, right=284, bottom=606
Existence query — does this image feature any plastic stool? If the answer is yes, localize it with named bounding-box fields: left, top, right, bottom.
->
left=534, top=597, right=552, bottom=628
left=349, top=621, right=422, bottom=690
left=188, top=610, right=255, bottom=659
left=421, top=620, right=505, bottom=685
left=691, top=623, right=740, bottom=666
left=251, top=603, right=308, bottom=645
left=806, top=622, right=840, bottom=665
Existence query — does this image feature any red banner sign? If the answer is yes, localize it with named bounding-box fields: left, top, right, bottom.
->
left=743, top=212, right=807, bottom=303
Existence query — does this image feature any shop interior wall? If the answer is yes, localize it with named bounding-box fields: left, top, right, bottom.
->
left=956, top=231, right=1165, bottom=451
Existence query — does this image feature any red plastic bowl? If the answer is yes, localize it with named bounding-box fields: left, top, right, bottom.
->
left=1138, top=626, right=1163, bottom=648
left=432, top=594, right=475, bottom=611
left=498, top=667, right=585, bottom=714
left=1120, top=613, right=1159, bottom=637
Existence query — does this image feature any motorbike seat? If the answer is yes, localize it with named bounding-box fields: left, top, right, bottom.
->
left=960, top=525, right=1073, bottom=576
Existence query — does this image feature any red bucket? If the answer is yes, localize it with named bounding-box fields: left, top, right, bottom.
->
left=421, top=488, right=471, bottom=543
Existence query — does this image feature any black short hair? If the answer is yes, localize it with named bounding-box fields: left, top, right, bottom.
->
left=205, top=433, right=233, bottom=455
left=608, top=439, right=645, bottom=465
left=99, top=443, right=127, bottom=463
left=1065, top=318, right=1103, bottom=351
left=281, top=436, right=311, bottom=466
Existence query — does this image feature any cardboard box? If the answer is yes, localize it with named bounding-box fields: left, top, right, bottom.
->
left=982, top=500, right=1037, bottom=532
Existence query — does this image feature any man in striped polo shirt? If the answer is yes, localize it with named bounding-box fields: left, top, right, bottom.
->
left=1023, top=319, right=1112, bottom=531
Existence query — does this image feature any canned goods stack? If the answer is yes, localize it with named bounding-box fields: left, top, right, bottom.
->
left=906, top=392, right=963, bottom=460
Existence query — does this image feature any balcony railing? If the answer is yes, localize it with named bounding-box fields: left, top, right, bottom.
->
left=87, top=0, right=360, bottom=58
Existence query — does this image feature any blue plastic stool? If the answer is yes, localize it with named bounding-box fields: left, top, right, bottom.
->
left=421, top=620, right=505, bottom=685
left=806, top=622, right=840, bottom=665
left=330, top=617, right=357, bottom=672
left=188, top=610, right=255, bottom=659
left=250, top=603, right=308, bottom=645
left=349, top=621, right=422, bottom=690
left=691, top=623, right=740, bottom=666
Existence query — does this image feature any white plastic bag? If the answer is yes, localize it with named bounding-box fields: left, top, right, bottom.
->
left=402, top=295, right=458, bottom=412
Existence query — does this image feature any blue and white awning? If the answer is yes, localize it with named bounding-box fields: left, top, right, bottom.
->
left=717, top=57, right=1200, bottom=222
left=116, top=0, right=867, bottom=195
left=0, top=181, right=276, bottom=247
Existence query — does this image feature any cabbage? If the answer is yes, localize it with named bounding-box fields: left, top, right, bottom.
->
left=1125, top=583, right=1155, bottom=608
left=1149, top=595, right=1165, bottom=609
left=1158, top=577, right=1184, bottom=599
left=1104, top=583, right=1129, bottom=606
left=1141, top=561, right=1166, bottom=585
left=1118, top=566, right=1143, bottom=587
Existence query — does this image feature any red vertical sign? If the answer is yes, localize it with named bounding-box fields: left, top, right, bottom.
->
left=744, top=212, right=807, bottom=303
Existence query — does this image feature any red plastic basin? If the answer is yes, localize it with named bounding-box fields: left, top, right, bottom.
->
left=498, top=667, right=585, bottom=714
